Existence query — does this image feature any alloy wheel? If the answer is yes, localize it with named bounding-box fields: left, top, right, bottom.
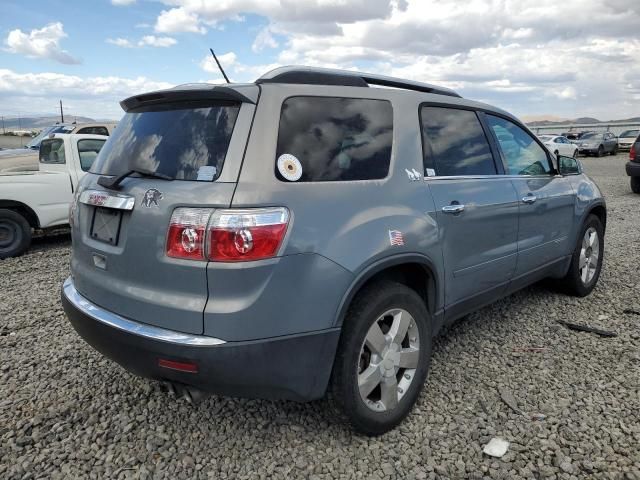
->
left=579, top=227, right=599, bottom=284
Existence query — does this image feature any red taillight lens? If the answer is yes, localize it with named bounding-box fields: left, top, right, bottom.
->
left=158, top=358, right=198, bottom=373
left=630, top=144, right=637, bottom=161
left=207, top=208, right=289, bottom=262
left=166, top=208, right=213, bottom=260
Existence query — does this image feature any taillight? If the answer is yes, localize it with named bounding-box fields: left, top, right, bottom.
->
left=165, top=207, right=290, bottom=262
left=166, top=208, right=212, bottom=260
left=207, top=208, right=289, bottom=262
left=631, top=144, right=637, bottom=162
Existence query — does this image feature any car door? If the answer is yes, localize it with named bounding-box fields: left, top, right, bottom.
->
left=484, top=114, right=575, bottom=277
left=420, top=106, right=519, bottom=310
left=559, top=137, right=574, bottom=156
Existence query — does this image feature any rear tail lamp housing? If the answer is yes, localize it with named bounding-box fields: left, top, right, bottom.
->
left=630, top=144, right=637, bottom=162
left=166, top=207, right=289, bottom=262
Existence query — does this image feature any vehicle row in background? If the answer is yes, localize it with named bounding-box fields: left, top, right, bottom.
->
left=538, top=135, right=578, bottom=158
left=0, top=134, right=107, bottom=258
left=577, top=132, right=618, bottom=157
left=0, top=122, right=115, bottom=172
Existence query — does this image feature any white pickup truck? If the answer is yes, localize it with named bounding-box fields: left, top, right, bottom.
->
left=0, top=134, right=107, bottom=258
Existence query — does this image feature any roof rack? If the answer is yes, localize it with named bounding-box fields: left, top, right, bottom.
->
left=256, top=66, right=461, bottom=98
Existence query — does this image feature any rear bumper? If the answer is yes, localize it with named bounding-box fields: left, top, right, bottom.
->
left=62, top=278, right=340, bottom=402
left=626, top=161, right=640, bottom=177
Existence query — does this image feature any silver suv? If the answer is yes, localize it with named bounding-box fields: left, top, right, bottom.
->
left=62, top=67, right=606, bottom=435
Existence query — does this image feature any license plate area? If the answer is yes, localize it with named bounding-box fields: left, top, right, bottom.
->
left=90, top=207, right=123, bottom=246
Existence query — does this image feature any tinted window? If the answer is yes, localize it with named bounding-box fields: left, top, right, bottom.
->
left=486, top=115, right=551, bottom=176
left=420, top=107, right=496, bottom=176
left=275, top=96, right=393, bottom=182
left=78, top=126, right=109, bottom=136
left=77, top=139, right=106, bottom=171
left=91, top=102, right=240, bottom=181
left=39, top=139, right=66, bottom=164
left=620, top=129, right=639, bottom=138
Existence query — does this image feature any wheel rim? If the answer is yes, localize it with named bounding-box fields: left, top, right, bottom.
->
left=357, top=308, right=420, bottom=412
left=579, top=227, right=600, bottom=284
left=0, top=219, right=20, bottom=250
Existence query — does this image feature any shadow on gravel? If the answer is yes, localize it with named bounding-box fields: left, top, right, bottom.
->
left=30, top=229, right=71, bottom=249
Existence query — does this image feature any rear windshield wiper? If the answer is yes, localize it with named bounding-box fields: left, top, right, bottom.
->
left=97, top=168, right=173, bottom=190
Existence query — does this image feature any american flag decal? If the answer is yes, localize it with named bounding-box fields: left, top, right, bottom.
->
left=388, top=230, right=405, bottom=246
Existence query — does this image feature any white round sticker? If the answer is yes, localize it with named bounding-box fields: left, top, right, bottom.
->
left=277, top=154, right=303, bottom=181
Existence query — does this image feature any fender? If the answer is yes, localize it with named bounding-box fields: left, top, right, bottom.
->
left=332, top=252, right=442, bottom=330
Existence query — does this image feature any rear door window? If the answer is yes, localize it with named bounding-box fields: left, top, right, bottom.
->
left=275, top=96, right=393, bottom=182
left=91, top=102, right=240, bottom=181
left=39, top=139, right=66, bottom=164
left=486, top=115, right=552, bottom=176
left=420, top=106, right=496, bottom=176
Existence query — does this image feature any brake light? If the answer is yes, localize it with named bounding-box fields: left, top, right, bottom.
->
left=207, top=208, right=289, bottom=262
left=166, top=208, right=212, bottom=260
left=631, top=144, right=637, bottom=162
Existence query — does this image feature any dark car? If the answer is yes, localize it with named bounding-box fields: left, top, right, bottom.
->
left=578, top=132, right=618, bottom=157
left=626, top=134, right=640, bottom=193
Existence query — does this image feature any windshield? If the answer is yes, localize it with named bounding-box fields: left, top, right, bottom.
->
left=26, top=125, right=75, bottom=149
left=580, top=133, right=600, bottom=140
left=620, top=129, right=639, bottom=138
left=91, top=102, right=240, bottom=181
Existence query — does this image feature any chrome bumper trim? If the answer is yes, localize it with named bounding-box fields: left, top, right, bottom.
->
left=79, top=189, right=135, bottom=211
left=62, top=278, right=226, bottom=346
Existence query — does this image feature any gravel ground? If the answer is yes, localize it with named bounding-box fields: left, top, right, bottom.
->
left=1, top=154, right=639, bottom=480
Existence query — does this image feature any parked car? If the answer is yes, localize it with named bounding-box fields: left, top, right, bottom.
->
left=61, top=67, right=606, bottom=435
left=0, top=122, right=116, bottom=172
left=538, top=135, right=578, bottom=158
left=626, top=134, right=640, bottom=193
left=562, top=131, right=595, bottom=144
left=617, top=129, right=640, bottom=150
left=577, top=132, right=618, bottom=156
left=0, top=134, right=107, bottom=258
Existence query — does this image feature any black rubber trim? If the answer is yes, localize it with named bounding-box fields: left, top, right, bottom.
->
left=120, top=86, right=255, bottom=111
left=257, top=71, right=369, bottom=88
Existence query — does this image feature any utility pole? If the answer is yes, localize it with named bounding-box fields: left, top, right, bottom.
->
left=60, top=100, right=64, bottom=123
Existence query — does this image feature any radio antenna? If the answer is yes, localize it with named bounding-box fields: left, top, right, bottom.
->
left=209, top=48, right=230, bottom=83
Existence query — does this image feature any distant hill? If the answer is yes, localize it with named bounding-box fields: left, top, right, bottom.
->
left=1, top=115, right=98, bottom=130
left=528, top=116, right=640, bottom=126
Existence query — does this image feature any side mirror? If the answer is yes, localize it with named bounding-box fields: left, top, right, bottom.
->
left=557, top=155, right=581, bottom=175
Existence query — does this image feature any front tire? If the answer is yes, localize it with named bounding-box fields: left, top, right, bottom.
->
left=329, top=281, right=432, bottom=436
left=0, top=209, right=32, bottom=259
left=631, top=176, right=640, bottom=194
left=596, top=145, right=604, bottom=157
left=559, top=214, right=604, bottom=297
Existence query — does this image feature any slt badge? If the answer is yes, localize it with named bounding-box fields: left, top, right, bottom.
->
left=142, top=188, right=163, bottom=208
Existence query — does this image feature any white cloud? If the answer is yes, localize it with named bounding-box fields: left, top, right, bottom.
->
left=0, top=68, right=173, bottom=118
left=4, top=22, right=80, bottom=65
left=107, top=36, right=177, bottom=48
left=107, top=37, right=134, bottom=48
left=252, top=27, right=278, bottom=52
left=138, top=35, right=177, bottom=47
left=155, top=8, right=207, bottom=34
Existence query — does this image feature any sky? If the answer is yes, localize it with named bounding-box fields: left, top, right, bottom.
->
left=1, top=0, right=639, bottom=122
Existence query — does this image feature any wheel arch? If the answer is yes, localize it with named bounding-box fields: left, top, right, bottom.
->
left=0, top=200, right=40, bottom=228
left=586, top=203, right=606, bottom=233
left=333, top=254, right=440, bottom=329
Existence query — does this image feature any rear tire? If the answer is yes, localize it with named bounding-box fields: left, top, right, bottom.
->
left=631, top=177, right=640, bottom=194
left=611, top=146, right=618, bottom=156
left=329, top=281, right=432, bottom=436
left=0, top=209, right=32, bottom=259
left=558, top=214, right=604, bottom=297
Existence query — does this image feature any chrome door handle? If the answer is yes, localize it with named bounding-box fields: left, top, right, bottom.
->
left=522, top=195, right=537, bottom=204
left=442, top=204, right=465, bottom=214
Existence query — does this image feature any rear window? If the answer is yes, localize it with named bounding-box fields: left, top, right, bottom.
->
left=275, top=96, right=393, bottom=182
left=420, top=106, right=496, bottom=176
left=78, top=138, right=106, bottom=171
left=91, top=102, right=240, bottom=181
left=39, top=139, right=66, bottom=164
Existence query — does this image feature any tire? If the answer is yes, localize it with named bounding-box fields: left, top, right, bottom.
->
left=558, top=214, right=604, bottom=297
left=596, top=145, right=604, bottom=157
left=610, top=146, right=618, bottom=156
left=631, top=176, right=640, bottom=194
left=329, top=280, right=432, bottom=436
left=0, top=209, right=32, bottom=259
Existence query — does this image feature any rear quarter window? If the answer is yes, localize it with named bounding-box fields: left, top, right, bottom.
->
left=275, top=96, right=393, bottom=182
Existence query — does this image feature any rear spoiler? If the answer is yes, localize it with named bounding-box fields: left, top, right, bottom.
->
left=120, top=85, right=258, bottom=112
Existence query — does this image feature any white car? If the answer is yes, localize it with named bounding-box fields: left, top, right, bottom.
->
left=538, top=135, right=578, bottom=158
left=0, top=134, right=107, bottom=258
left=617, top=129, right=640, bottom=150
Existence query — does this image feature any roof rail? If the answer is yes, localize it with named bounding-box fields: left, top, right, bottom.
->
left=256, top=66, right=461, bottom=98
